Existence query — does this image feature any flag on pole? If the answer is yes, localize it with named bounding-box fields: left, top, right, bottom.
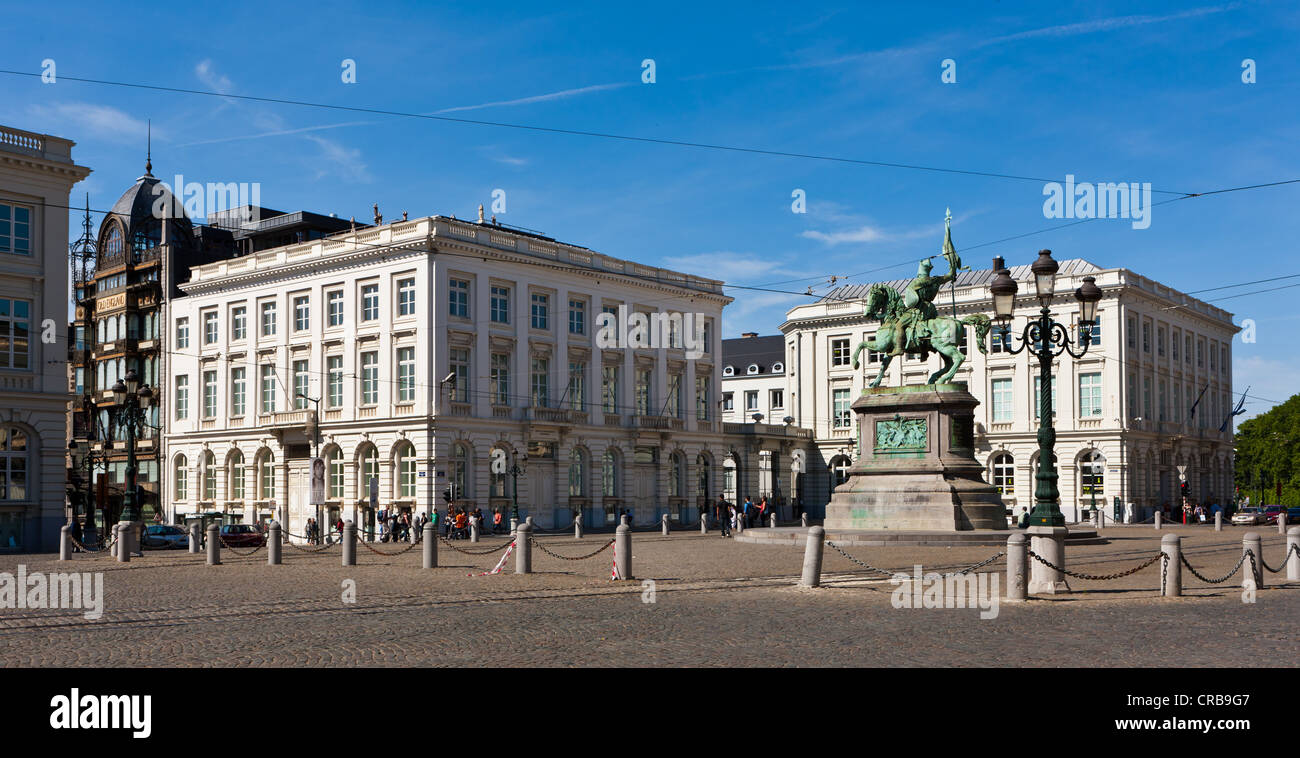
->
left=1219, top=386, right=1249, bottom=432
left=1188, top=383, right=1210, bottom=421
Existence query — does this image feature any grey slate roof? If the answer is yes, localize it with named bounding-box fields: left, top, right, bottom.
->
left=819, top=258, right=1102, bottom=303
left=721, top=334, right=785, bottom=374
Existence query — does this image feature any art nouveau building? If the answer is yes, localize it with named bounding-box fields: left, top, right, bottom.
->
left=781, top=258, right=1239, bottom=522
left=162, top=214, right=729, bottom=537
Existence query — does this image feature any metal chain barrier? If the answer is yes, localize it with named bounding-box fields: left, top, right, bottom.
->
left=1161, top=553, right=1169, bottom=593
left=217, top=536, right=266, bottom=557
left=437, top=535, right=515, bottom=555
left=1258, top=543, right=1300, bottom=574
left=357, top=538, right=420, bottom=557
left=1028, top=549, right=1163, bottom=581
left=1180, top=550, right=1250, bottom=585
left=823, top=540, right=897, bottom=577
left=951, top=552, right=1005, bottom=575
left=282, top=533, right=339, bottom=553
left=530, top=537, right=615, bottom=561
left=69, top=535, right=116, bottom=555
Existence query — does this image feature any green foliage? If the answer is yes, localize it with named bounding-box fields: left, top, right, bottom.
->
left=1234, top=393, right=1300, bottom=506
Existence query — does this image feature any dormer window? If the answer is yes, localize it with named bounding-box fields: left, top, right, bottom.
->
left=747, top=364, right=759, bottom=375
left=772, top=362, right=784, bottom=373
left=723, top=366, right=734, bottom=376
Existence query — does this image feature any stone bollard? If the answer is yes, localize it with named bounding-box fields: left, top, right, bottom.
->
left=515, top=523, right=532, bottom=574
left=1005, top=533, right=1027, bottom=601
left=206, top=523, right=221, bottom=565
left=342, top=520, right=357, bottom=566
left=1160, top=534, right=1181, bottom=597
left=620, top=514, right=630, bottom=527
left=700, top=512, right=708, bottom=535
left=1214, top=511, right=1223, bottom=532
left=509, top=518, right=519, bottom=538
left=799, top=526, right=825, bottom=588
left=801, top=512, right=809, bottom=527
left=109, top=524, right=119, bottom=559
left=1026, top=526, right=1067, bottom=594
left=1154, top=511, right=1162, bottom=530
left=267, top=522, right=282, bottom=565
left=574, top=514, right=584, bottom=539
left=735, top=513, right=745, bottom=534
left=1243, top=532, right=1263, bottom=591
left=116, top=521, right=131, bottom=563
left=525, top=516, right=535, bottom=533
left=662, top=513, right=670, bottom=536
left=60, top=525, right=72, bottom=561
left=470, top=521, right=480, bottom=543
left=615, top=519, right=632, bottom=580
left=189, top=522, right=201, bottom=553
left=1287, top=526, right=1299, bottom=581
left=1279, top=511, right=1288, bottom=535
left=769, top=512, right=777, bottom=529
left=422, top=522, right=437, bottom=569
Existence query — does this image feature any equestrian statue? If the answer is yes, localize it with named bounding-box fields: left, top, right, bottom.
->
left=851, top=210, right=991, bottom=387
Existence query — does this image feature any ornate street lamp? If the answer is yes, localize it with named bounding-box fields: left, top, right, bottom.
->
left=509, top=453, right=528, bottom=522
left=111, top=369, right=153, bottom=533
left=989, top=251, right=1103, bottom=527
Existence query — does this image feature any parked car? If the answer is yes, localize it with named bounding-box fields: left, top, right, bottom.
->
left=218, top=523, right=266, bottom=547
left=142, top=524, right=189, bottom=550
left=1231, top=507, right=1263, bottom=526
left=1261, top=505, right=1285, bottom=525
left=1287, top=507, right=1300, bottom=523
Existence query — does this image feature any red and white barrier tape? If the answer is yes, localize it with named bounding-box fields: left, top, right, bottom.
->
left=469, top=540, right=516, bottom=577
left=610, top=540, right=621, bottom=581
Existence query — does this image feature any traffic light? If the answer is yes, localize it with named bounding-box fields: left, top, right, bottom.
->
left=1180, top=480, right=1189, bottom=499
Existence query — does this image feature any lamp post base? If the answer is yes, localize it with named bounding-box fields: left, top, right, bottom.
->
left=1027, top=525, right=1069, bottom=594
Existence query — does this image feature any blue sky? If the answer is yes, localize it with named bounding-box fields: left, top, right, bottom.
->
left=3, top=1, right=1298, bottom=420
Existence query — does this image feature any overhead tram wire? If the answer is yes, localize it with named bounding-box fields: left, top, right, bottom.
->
left=0, top=67, right=1196, bottom=196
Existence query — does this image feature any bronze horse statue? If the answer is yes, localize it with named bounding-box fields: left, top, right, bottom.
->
left=851, top=283, right=991, bottom=387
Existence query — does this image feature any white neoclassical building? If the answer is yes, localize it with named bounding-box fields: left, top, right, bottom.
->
left=162, top=214, right=730, bottom=537
left=781, top=257, right=1239, bottom=522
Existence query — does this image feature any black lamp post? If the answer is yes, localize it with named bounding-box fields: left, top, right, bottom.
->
left=67, top=438, right=107, bottom=544
left=110, top=369, right=153, bottom=526
left=508, top=453, right=528, bottom=522
left=988, top=250, right=1103, bottom=527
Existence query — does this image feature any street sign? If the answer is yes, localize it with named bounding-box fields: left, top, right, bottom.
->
left=1176, top=465, right=1187, bottom=482
left=309, top=457, right=325, bottom=506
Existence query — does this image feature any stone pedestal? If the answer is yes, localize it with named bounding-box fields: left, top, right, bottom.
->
left=824, top=383, right=1007, bottom=531
left=1027, top=525, right=1068, bottom=594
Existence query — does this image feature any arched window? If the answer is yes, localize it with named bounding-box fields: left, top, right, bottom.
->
left=202, top=450, right=216, bottom=500
left=602, top=449, right=620, bottom=497
left=772, top=362, right=783, bottom=373
left=830, top=455, right=851, bottom=492
left=260, top=451, right=276, bottom=500
left=696, top=453, right=712, bottom=499
left=0, top=426, right=29, bottom=501
left=173, top=454, right=188, bottom=501
left=1081, top=450, right=1105, bottom=495
left=991, top=453, right=1015, bottom=494
left=396, top=442, right=416, bottom=498
left=229, top=450, right=245, bottom=500
left=747, top=363, right=759, bottom=375
left=451, top=443, right=469, bottom=500
left=358, top=446, right=377, bottom=499
left=723, top=365, right=734, bottom=376
left=723, top=455, right=737, bottom=500
left=326, top=447, right=343, bottom=499
left=568, top=448, right=587, bottom=497
left=669, top=452, right=685, bottom=497
left=104, top=224, right=123, bottom=259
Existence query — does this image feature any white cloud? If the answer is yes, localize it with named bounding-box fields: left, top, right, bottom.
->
left=801, top=225, right=887, bottom=245
left=982, top=4, right=1239, bottom=46
left=304, top=134, right=370, bottom=182
left=195, top=60, right=233, bottom=94
left=26, top=103, right=151, bottom=144
left=176, top=121, right=374, bottom=147
left=433, top=82, right=631, bottom=114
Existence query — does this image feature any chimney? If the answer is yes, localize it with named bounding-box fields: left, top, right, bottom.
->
left=742, top=332, right=758, bottom=338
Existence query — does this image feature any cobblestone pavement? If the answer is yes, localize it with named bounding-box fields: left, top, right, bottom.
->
left=0, top=524, right=1295, bottom=667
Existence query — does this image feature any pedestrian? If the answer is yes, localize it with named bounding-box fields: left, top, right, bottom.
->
left=714, top=495, right=731, bottom=538
left=493, top=510, right=503, bottom=534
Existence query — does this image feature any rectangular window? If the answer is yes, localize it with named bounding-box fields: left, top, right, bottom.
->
left=203, top=370, right=217, bottom=418
left=1157, top=326, right=1166, bottom=357
left=531, top=358, right=549, bottom=408
left=1143, top=376, right=1152, bottom=420
left=991, top=378, right=1013, bottom=422
left=232, top=306, right=247, bottom=341
left=449, top=348, right=470, bottom=403
left=832, top=388, right=852, bottom=428
left=293, top=360, right=309, bottom=409
left=568, top=361, right=586, bottom=411
left=1127, top=316, right=1136, bottom=349
left=261, top=365, right=277, bottom=413
left=635, top=368, right=651, bottom=415
left=175, top=318, right=190, bottom=349
left=175, top=375, right=189, bottom=420
left=990, top=329, right=1008, bottom=354
left=1171, top=329, right=1180, bottom=360
left=361, top=284, right=379, bottom=322
left=1173, top=384, right=1182, bottom=424
left=1197, top=339, right=1204, bottom=367
left=361, top=351, right=378, bottom=404
left=530, top=293, right=549, bottom=330
left=602, top=365, right=619, bottom=414
left=0, top=298, right=31, bottom=369
left=327, top=290, right=344, bottom=327
left=703, top=322, right=712, bottom=354
left=568, top=299, right=586, bottom=335
left=231, top=368, right=246, bottom=416
left=1078, top=372, right=1102, bottom=417
left=1158, top=379, right=1168, bottom=421
left=1033, top=376, right=1058, bottom=419
left=490, top=286, right=510, bottom=324
left=831, top=338, right=850, bottom=366
left=326, top=356, right=343, bottom=408
left=0, top=203, right=32, bottom=255
left=723, top=392, right=734, bottom=411
left=745, top=390, right=758, bottom=411
left=696, top=375, right=711, bottom=420
left=397, top=347, right=415, bottom=402
left=491, top=353, right=510, bottom=406
left=667, top=374, right=682, bottom=418
left=1128, top=374, right=1137, bottom=419
left=203, top=311, right=218, bottom=344
left=1209, top=341, right=1217, bottom=372
left=449, top=279, right=469, bottom=319
left=397, top=278, right=416, bottom=317
left=293, top=296, right=310, bottom=332
left=261, top=302, right=276, bottom=337
left=770, top=389, right=784, bottom=409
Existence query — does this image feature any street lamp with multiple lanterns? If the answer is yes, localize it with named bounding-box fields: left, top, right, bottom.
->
left=108, top=370, right=153, bottom=548
left=988, top=249, right=1103, bottom=528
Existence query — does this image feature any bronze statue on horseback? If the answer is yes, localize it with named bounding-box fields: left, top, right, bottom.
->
left=851, top=210, right=991, bottom=387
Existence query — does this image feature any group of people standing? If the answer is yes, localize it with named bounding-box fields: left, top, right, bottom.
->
left=711, top=495, right=776, bottom=538
left=441, top=506, right=504, bottom=539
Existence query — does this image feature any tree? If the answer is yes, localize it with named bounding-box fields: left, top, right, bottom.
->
left=1233, top=393, right=1300, bottom=506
